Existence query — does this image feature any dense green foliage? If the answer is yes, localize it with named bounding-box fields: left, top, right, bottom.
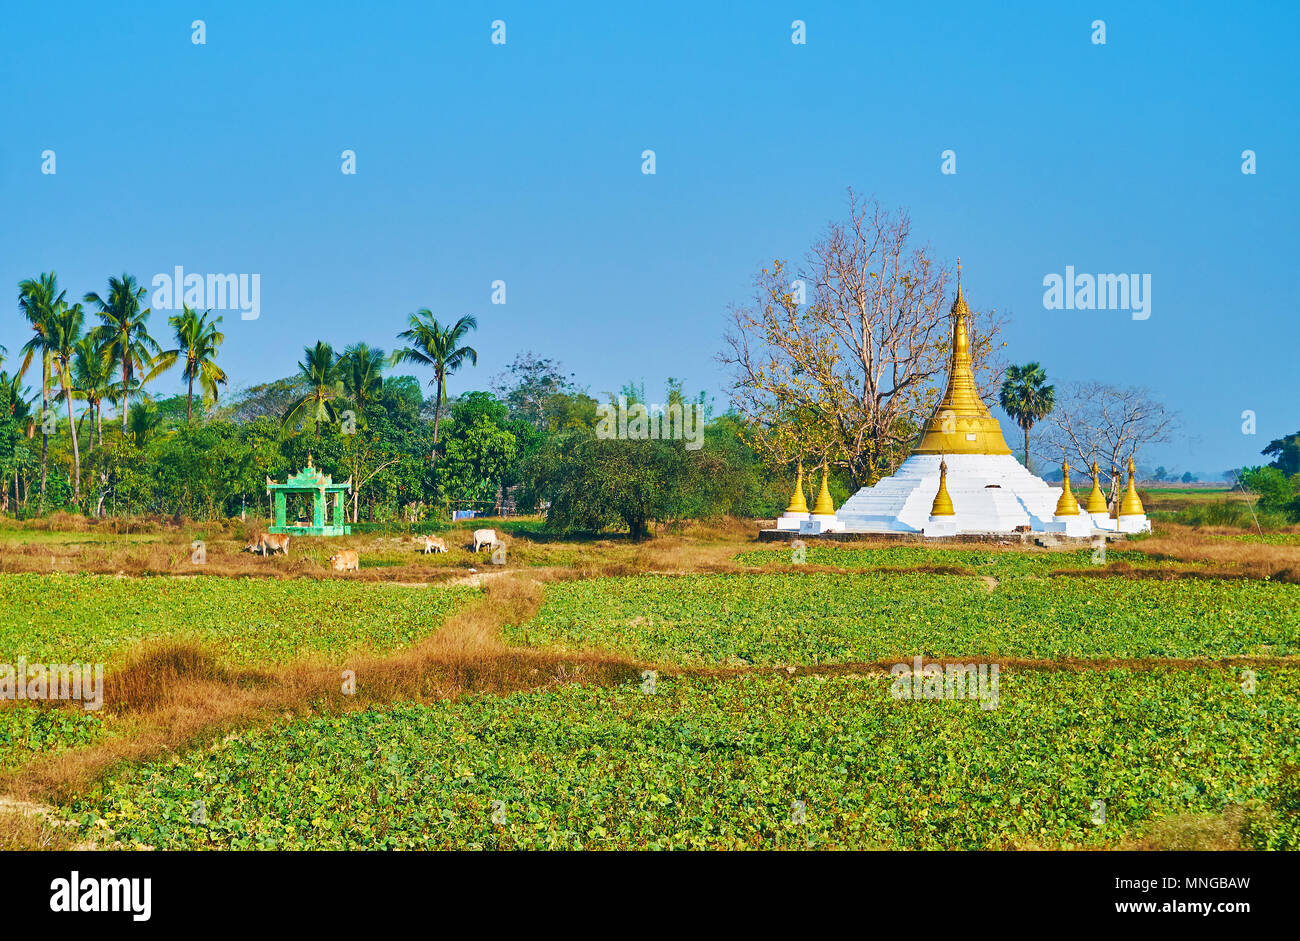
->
left=0, top=706, right=105, bottom=773
left=512, top=572, right=1300, bottom=666
left=64, top=669, right=1299, bottom=850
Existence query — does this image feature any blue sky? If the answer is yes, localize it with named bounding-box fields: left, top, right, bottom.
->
left=2, top=0, right=1296, bottom=476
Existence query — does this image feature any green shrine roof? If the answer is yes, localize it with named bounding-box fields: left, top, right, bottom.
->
left=266, top=454, right=352, bottom=491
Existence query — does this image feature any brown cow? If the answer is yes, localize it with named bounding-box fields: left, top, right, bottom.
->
left=328, top=549, right=360, bottom=572
left=419, top=535, right=448, bottom=554
left=245, top=533, right=290, bottom=556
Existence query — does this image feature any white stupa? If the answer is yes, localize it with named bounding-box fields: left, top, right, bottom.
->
left=777, top=266, right=1149, bottom=538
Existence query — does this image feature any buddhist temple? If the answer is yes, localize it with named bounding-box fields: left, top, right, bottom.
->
left=778, top=265, right=1149, bottom=538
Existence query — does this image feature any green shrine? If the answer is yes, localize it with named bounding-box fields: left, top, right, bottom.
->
left=266, top=454, right=352, bottom=536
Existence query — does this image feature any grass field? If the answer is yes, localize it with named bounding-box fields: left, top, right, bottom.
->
left=2, top=518, right=1297, bottom=851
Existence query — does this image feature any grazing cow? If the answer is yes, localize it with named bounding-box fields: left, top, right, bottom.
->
left=328, top=549, right=360, bottom=572
left=472, top=528, right=497, bottom=552
left=245, top=533, right=290, bottom=556
left=419, top=535, right=448, bottom=554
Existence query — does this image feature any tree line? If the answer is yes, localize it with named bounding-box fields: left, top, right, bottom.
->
left=1, top=273, right=786, bottom=533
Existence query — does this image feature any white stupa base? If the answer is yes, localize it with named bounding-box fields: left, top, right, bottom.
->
left=799, top=514, right=841, bottom=535
left=1044, top=513, right=1095, bottom=537
left=1116, top=514, right=1151, bottom=533
left=923, top=517, right=958, bottom=537
left=775, top=511, right=809, bottom=531
left=831, top=453, right=1104, bottom=537
left=1089, top=512, right=1116, bottom=531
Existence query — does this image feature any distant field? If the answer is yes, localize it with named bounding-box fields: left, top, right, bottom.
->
left=65, top=669, right=1299, bottom=850
left=0, top=528, right=167, bottom=545
left=0, top=573, right=473, bottom=668
left=734, top=545, right=1176, bottom=574
left=511, top=572, right=1300, bottom=666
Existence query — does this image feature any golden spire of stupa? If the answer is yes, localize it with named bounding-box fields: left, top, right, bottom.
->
left=1119, top=456, right=1146, bottom=516
left=1054, top=460, right=1081, bottom=516
left=930, top=456, right=956, bottom=516
left=811, top=464, right=836, bottom=515
left=1085, top=460, right=1108, bottom=513
left=785, top=461, right=809, bottom=514
left=912, top=261, right=1013, bottom=456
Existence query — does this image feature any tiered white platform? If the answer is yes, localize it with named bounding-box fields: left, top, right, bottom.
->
left=799, top=453, right=1112, bottom=537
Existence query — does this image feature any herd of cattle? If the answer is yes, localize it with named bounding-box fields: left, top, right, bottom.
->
left=242, top=528, right=500, bottom=572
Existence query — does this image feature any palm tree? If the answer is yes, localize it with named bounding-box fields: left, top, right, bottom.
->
left=391, top=312, right=478, bottom=463
left=70, top=336, right=117, bottom=450
left=0, top=371, right=35, bottom=430
left=999, top=362, right=1056, bottom=467
left=338, top=343, right=385, bottom=420
left=126, top=396, right=162, bottom=447
left=84, top=274, right=158, bottom=432
left=0, top=370, right=34, bottom=512
left=146, top=305, right=228, bottom=422
left=281, top=341, right=342, bottom=435
left=47, top=301, right=86, bottom=497
left=17, top=273, right=64, bottom=502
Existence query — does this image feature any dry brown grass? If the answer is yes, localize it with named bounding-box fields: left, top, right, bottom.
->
left=0, top=799, right=84, bottom=851
left=1130, top=523, right=1300, bottom=582
left=1123, top=804, right=1264, bottom=850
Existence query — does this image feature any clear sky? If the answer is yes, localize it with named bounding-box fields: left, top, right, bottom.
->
left=2, top=1, right=1296, bottom=477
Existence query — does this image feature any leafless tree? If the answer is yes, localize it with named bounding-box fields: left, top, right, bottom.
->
left=1039, top=381, right=1180, bottom=494
left=720, top=191, right=1005, bottom=487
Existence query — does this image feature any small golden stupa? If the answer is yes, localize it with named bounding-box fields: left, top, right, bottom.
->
left=785, top=462, right=809, bottom=515
left=811, top=464, right=836, bottom=516
left=1085, top=461, right=1108, bottom=514
left=1054, top=460, right=1081, bottom=516
left=1119, top=457, right=1146, bottom=517
left=930, top=457, right=956, bottom=516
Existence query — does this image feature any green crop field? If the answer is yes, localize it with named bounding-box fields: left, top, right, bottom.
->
left=0, top=573, right=474, bottom=668
left=510, top=572, right=1300, bottom=667
left=63, top=668, right=1299, bottom=850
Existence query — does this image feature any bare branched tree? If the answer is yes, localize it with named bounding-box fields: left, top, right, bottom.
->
left=1039, top=381, right=1180, bottom=495
left=720, top=191, right=1005, bottom=487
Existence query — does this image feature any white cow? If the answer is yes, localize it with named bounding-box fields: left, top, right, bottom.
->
left=472, top=528, right=497, bottom=552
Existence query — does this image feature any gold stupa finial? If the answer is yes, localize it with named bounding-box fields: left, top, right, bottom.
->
left=930, top=456, right=956, bottom=517
left=1085, top=460, right=1108, bottom=514
left=1054, top=460, right=1081, bottom=516
left=785, top=461, right=809, bottom=514
left=307, top=452, right=314, bottom=469
left=1120, top=456, right=1145, bottom=517
left=811, top=464, right=836, bottom=516
left=912, top=262, right=1010, bottom=456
